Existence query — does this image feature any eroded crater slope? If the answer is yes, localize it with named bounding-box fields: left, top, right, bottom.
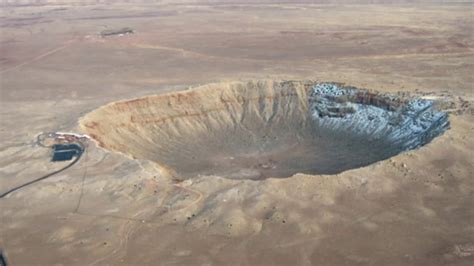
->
left=80, top=81, right=449, bottom=179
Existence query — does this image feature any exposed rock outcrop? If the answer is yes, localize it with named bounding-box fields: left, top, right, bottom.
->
left=310, top=83, right=449, bottom=151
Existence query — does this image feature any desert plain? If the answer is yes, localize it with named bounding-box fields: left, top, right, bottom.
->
left=0, top=1, right=473, bottom=265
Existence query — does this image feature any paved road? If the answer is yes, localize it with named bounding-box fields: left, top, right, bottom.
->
left=0, top=143, right=84, bottom=199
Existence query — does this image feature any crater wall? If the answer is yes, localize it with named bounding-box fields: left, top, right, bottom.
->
left=80, top=80, right=449, bottom=179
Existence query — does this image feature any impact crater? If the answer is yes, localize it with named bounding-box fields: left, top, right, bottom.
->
left=80, top=81, right=449, bottom=180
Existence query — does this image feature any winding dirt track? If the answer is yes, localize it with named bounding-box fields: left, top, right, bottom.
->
left=0, top=38, right=78, bottom=74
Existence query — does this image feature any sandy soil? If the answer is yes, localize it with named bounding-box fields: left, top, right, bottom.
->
left=0, top=1, right=473, bottom=265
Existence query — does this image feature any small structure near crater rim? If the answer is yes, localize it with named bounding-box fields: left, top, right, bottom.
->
left=100, top=27, right=134, bottom=37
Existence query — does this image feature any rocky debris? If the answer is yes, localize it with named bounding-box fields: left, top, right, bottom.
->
left=310, top=83, right=450, bottom=151
left=452, top=243, right=474, bottom=258
left=420, top=92, right=472, bottom=116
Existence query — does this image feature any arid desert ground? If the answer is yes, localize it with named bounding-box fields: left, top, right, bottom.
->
left=0, top=1, right=473, bottom=265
